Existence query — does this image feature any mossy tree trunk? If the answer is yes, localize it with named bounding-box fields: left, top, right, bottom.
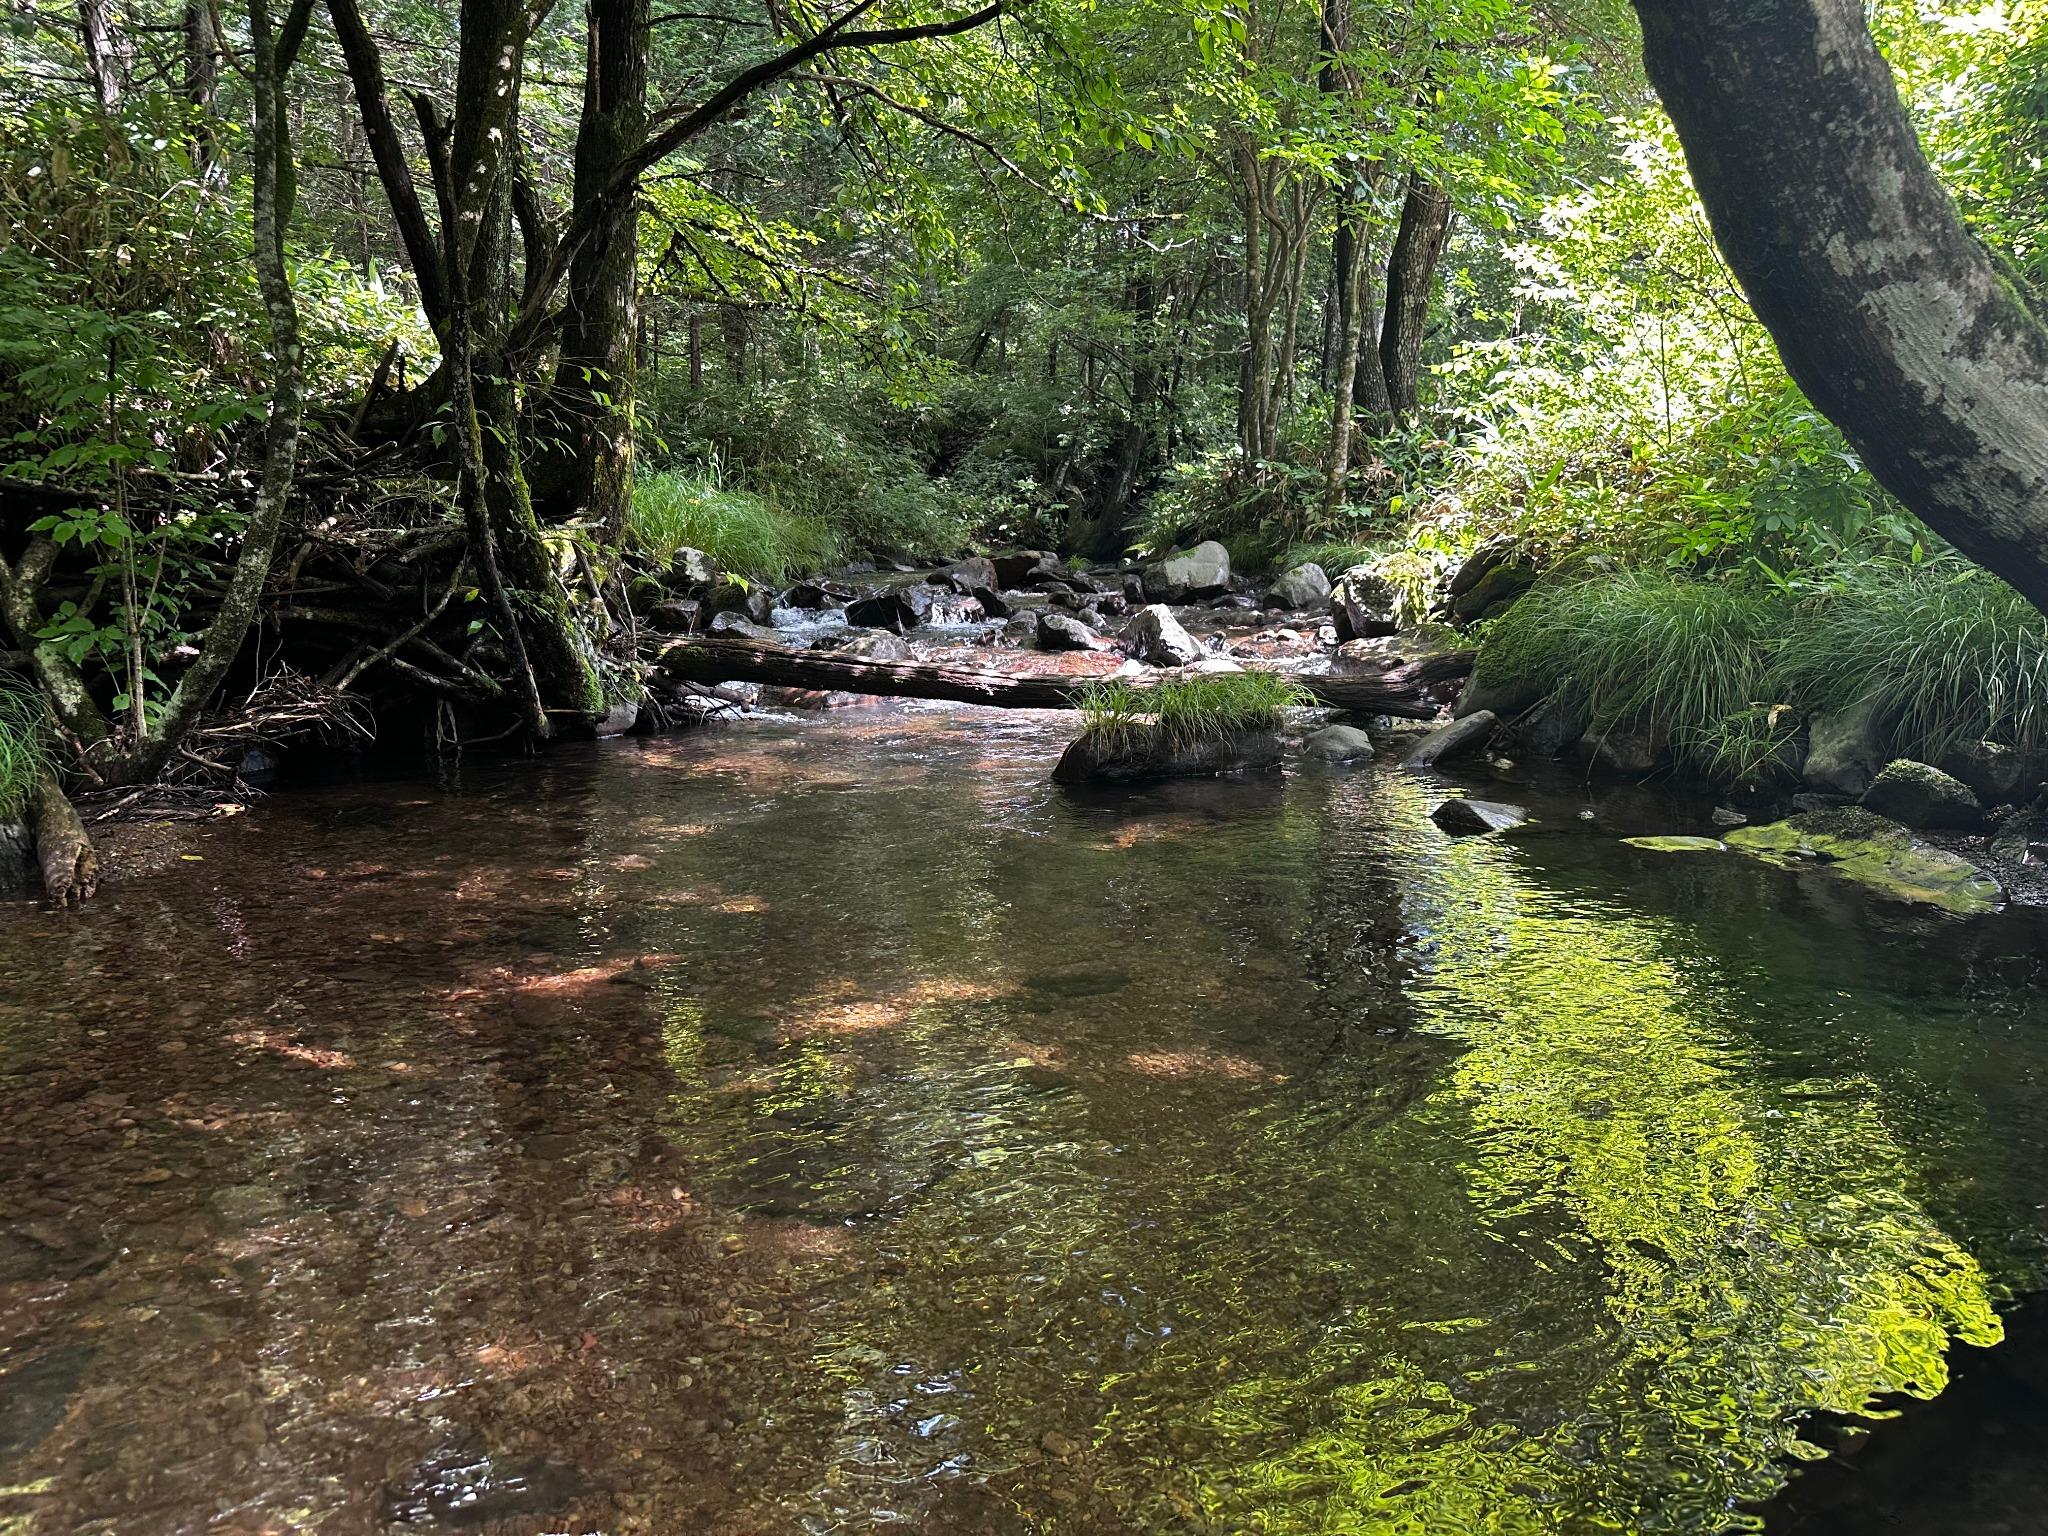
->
left=1634, top=0, right=2048, bottom=616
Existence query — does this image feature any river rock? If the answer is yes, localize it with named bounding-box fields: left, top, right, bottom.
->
left=1937, top=739, right=2045, bottom=805
left=1454, top=669, right=1543, bottom=721
left=1431, top=798, right=1528, bottom=836
left=993, top=550, right=1060, bottom=587
left=845, top=586, right=937, bottom=633
left=823, top=631, right=913, bottom=662
left=1578, top=723, right=1666, bottom=778
left=1331, top=567, right=1399, bottom=641
left=1404, top=710, right=1497, bottom=771
left=780, top=579, right=851, bottom=610
left=1803, top=698, right=1889, bottom=797
left=1265, top=562, right=1331, bottom=611
left=1445, top=538, right=1537, bottom=624
left=1991, top=810, right=2048, bottom=865
left=1509, top=692, right=1591, bottom=760
left=1726, top=807, right=2001, bottom=914
left=1052, top=725, right=1283, bottom=784
left=701, top=580, right=777, bottom=627
left=594, top=698, right=640, bottom=738
left=1861, top=759, right=1983, bottom=831
left=1623, top=835, right=1727, bottom=853
left=968, top=586, right=1011, bottom=619
left=1144, top=541, right=1232, bottom=602
left=1122, top=605, right=1205, bottom=667
left=1036, top=612, right=1101, bottom=651
left=668, top=547, right=720, bottom=591
left=645, top=598, right=700, bottom=634
left=1302, top=725, right=1376, bottom=763
left=707, top=612, right=781, bottom=642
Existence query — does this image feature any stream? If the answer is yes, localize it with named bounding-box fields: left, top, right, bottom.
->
left=5, top=700, right=2048, bottom=1533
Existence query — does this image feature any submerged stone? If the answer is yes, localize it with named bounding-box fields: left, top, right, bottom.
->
left=1302, top=724, right=1376, bottom=763
left=1725, top=807, right=2002, bottom=915
left=1622, top=835, right=1727, bottom=853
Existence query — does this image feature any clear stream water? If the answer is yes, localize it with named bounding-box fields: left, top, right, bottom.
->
left=4, top=702, right=2048, bottom=1535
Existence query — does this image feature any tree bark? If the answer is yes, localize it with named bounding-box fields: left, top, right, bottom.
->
left=532, top=0, right=651, bottom=538
left=657, top=636, right=1473, bottom=718
left=33, top=770, right=97, bottom=907
left=1380, top=172, right=1451, bottom=418
left=1634, top=0, right=2048, bottom=614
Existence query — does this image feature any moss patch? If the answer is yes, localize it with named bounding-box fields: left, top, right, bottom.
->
left=1725, top=808, right=2001, bottom=916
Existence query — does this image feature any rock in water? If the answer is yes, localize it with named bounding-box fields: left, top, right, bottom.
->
left=1144, top=540, right=1232, bottom=602
left=1330, top=567, right=1399, bottom=641
left=1861, top=759, right=1983, bottom=830
left=845, top=586, right=937, bottom=633
left=1622, top=835, right=1727, bottom=853
left=1121, top=604, right=1205, bottom=667
left=1404, top=710, right=1498, bottom=770
left=930, top=557, right=999, bottom=593
left=1431, top=798, right=1528, bottom=836
left=1803, top=699, right=1889, bottom=796
left=1265, top=562, right=1331, bottom=611
left=594, top=699, right=640, bottom=738
left=1036, top=611, right=1100, bottom=651
left=1053, top=725, right=1282, bottom=783
left=701, top=579, right=777, bottom=627
left=1726, top=807, right=2001, bottom=914
left=1302, top=725, right=1375, bottom=763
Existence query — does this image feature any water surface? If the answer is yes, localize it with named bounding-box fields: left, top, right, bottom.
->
left=4, top=703, right=2048, bottom=1534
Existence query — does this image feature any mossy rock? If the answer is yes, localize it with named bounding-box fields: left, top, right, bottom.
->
left=1861, top=758, right=1983, bottom=831
left=1622, top=835, right=1726, bottom=853
left=1725, top=807, right=2001, bottom=916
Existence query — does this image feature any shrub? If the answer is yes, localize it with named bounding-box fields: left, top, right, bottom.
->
left=627, top=467, right=839, bottom=583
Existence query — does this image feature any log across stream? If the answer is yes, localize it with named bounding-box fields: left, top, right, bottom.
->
left=655, top=635, right=1474, bottom=719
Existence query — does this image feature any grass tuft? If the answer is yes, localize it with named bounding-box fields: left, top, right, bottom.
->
left=0, top=686, right=53, bottom=822
left=628, top=467, right=841, bottom=584
left=1079, top=670, right=1312, bottom=753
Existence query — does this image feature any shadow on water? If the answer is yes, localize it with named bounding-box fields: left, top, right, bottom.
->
left=2, top=703, right=2048, bottom=1532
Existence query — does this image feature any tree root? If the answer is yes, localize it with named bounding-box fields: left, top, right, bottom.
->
left=33, top=770, right=98, bottom=907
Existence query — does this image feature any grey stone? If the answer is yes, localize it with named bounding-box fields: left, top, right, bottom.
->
left=931, top=557, right=999, bottom=593
left=594, top=699, right=640, bottom=738
left=1121, top=604, right=1206, bottom=667
left=1303, top=725, right=1376, bottom=763
left=1265, top=563, right=1332, bottom=611
left=1330, top=567, right=1400, bottom=641
left=668, top=546, right=720, bottom=591
left=1404, top=710, right=1498, bottom=771
left=1861, top=758, right=1983, bottom=831
left=845, top=586, right=938, bottom=633
left=0, top=821, right=33, bottom=897
left=1578, top=724, right=1666, bottom=778
left=1803, top=698, right=1890, bottom=797
left=1449, top=561, right=1537, bottom=623
left=1144, top=540, right=1232, bottom=602
left=1937, top=739, right=2047, bottom=806
left=1508, top=692, right=1590, bottom=760
left=1036, top=612, right=1100, bottom=651
left=1431, top=798, right=1529, bottom=836
left=706, top=612, right=780, bottom=642
left=645, top=598, right=699, bottom=634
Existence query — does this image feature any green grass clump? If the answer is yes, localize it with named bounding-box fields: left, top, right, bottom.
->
left=627, top=468, right=840, bottom=584
left=1774, top=557, right=2048, bottom=757
left=0, top=687, right=52, bottom=821
left=1079, top=670, right=1312, bottom=752
left=1474, top=567, right=1791, bottom=777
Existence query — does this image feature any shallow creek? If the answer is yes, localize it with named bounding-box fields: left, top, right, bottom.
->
left=5, top=701, right=2048, bottom=1534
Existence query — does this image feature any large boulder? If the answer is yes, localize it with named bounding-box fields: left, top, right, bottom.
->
left=1861, top=759, right=1984, bottom=831
left=1121, top=605, right=1206, bottom=667
left=1431, top=798, right=1529, bottom=836
left=818, top=630, right=913, bottom=662
left=1726, top=807, right=2001, bottom=915
left=1577, top=723, right=1667, bottom=778
left=706, top=612, right=780, bottom=642
left=1052, top=725, right=1282, bottom=783
left=1036, top=611, right=1101, bottom=651
left=993, top=550, right=1061, bottom=588
left=845, top=586, right=939, bottom=633
left=1144, top=541, right=1232, bottom=603
left=1330, top=567, right=1399, bottom=642
left=1508, top=692, right=1591, bottom=760
left=1453, top=669, right=1543, bottom=721
left=1803, top=699, right=1890, bottom=797
left=668, top=546, right=720, bottom=592
left=645, top=598, right=700, bottom=634
left=1302, top=724, right=1376, bottom=764
left=1265, top=563, right=1332, bottom=611
left=780, top=579, right=851, bottom=610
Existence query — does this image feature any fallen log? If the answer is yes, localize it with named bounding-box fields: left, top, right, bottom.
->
left=33, top=769, right=97, bottom=907
left=656, top=636, right=1471, bottom=719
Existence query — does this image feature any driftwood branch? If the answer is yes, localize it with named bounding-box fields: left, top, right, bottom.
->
left=656, top=637, right=1471, bottom=718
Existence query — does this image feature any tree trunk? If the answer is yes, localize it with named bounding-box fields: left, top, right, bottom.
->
left=657, top=636, right=1473, bottom=718
left=1634, top=0, right=2048, bottom=614
left=1380, top=173, right=1451, bottom=419
left=76, top=0, right=128, bottom=114
left=532, top=0, right=650, bottom=539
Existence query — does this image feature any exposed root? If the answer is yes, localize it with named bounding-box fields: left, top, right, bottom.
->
left=33, top=769, right=98, bottom=907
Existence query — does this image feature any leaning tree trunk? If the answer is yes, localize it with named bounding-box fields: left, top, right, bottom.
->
left=1633, top=0, right=2048, bottom=615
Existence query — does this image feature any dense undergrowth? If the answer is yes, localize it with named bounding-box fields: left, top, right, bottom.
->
left=1471, top=559, right=2048, bottom=781
left=0, top=687, right=51, bottom=821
